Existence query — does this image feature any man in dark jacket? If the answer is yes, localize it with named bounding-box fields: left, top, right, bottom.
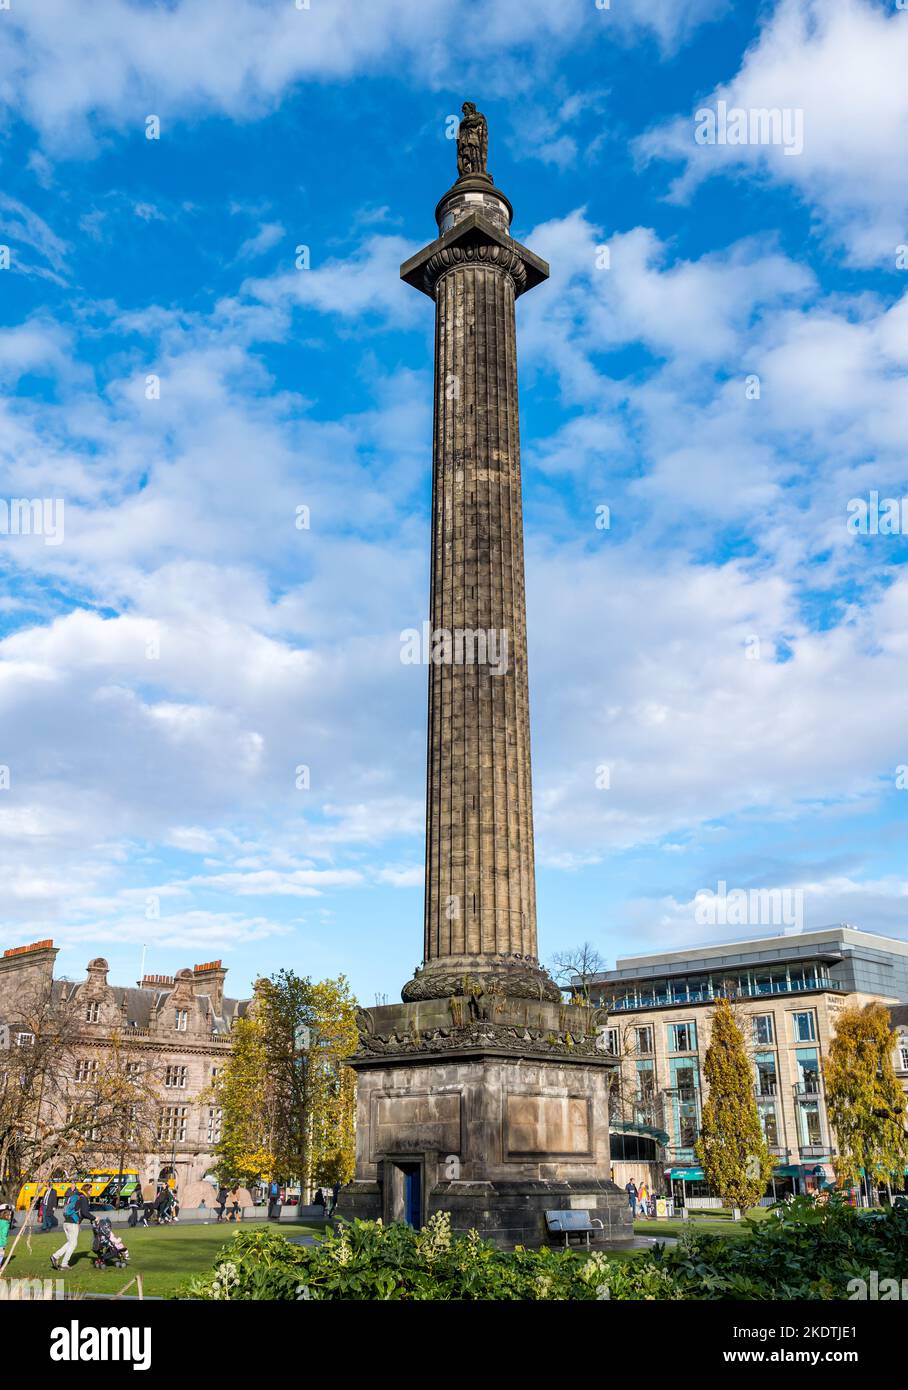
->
left=51, top=1184, right=92, bottom=1269
left=40, top=1185, right=58, bottom=1231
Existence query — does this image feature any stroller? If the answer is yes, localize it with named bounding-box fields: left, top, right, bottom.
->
left=91, top=1217, right=130, bottom=1270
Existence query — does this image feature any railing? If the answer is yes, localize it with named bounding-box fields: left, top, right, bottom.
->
left=794, top=1080, right=822, bottom=1097
left=755, top=1080, right=777, bottom=1098
left=604, top=976, right=843, bottom=1012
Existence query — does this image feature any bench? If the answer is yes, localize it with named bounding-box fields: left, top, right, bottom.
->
left=544, top=1209, right=604, bottom=1248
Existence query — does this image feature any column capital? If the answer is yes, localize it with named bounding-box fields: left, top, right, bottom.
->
left=400, top=210, right=549, bottom=301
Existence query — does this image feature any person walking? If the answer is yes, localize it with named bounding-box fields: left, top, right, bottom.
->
left=229, top=1187, right=240, bottom=1222
left=267, top=1179, right=281, bottom=1219
left=637, top=1181, right=649, bottom=1218
left=625, top=1178, right=638, bottom=1218
left=40, top=1185, right=59, bottom=1232
left=51, top=1184, right=92, bottom=1270
left=127, top=1189, right=145, bottom=1228
left=329, top=1181, right=341, bottom=1218
left=215, top=1185, right=228, bottom=1222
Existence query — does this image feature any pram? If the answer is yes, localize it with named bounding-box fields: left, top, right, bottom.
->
left=91, top=1217, right=130, bottom=1269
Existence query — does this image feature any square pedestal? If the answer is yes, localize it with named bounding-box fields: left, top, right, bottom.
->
left=337, top=999, right=632, bottom=1247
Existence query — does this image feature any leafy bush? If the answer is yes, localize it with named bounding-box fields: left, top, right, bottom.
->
left=183, top=1197, right=908, bottom=1301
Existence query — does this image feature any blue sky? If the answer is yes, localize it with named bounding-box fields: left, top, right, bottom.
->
left=1, top=0, right=908, bottom=1003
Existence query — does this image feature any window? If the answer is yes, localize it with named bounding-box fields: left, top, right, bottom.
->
left=159, top=1106, right=188, bottom=1144
left=85, top=1001, right=101, bottom=1023
left=207, top=1107, right=222, bottom=1144
left=126, top=1061, right=141, bottom=1078
left=634, top=1026, right=653, bottom=1054
left=753, top=1014, right=774, bottom=1045
left=598, top=1027, right=620, bottom=1055
left=900, top=1044, right=908, bottom=1072
left=755, top=1052, right=777, bottom=1097
left=795, top=1048, right=821, bottom=1095
left=74, top=1058, right=98, bottom=1084
left=165, top=1065, right=188, bottom=1089
left=174, top=1009, right=189, bottom=1032
left=15, top=1032, right=35, bottom=1047
left=791, top=1010, right=816, bottom=1042
left=797, top=1100, right=822, bottom=1148
left=757, top=1101, right=779, bottom=1147
left=668, top=1022, right=696, bottom=1053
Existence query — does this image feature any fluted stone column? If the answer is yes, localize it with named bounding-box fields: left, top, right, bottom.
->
left=401, top=170, right=557, bottom=1003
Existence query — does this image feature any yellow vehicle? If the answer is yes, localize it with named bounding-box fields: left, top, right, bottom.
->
left=16, top=1168, right=143, bottom=1211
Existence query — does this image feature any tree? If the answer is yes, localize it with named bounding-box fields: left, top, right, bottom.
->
left=209, top=1012, right=275, bottom=1188
left=93, top=1033, right=162, bottom=1203
left=549, top=942, right=604, bottom=1003
left=695, top=997, right=772, bottom=1214
left=824, top=1002, right=908, bottom=1202
left=0, top=986, right=82, bottom=1201
left=213, top=972, right=358, bottom=1193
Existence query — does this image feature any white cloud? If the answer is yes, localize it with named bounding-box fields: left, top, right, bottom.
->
left=0, top=0, right=720, bottom=147
left=637, top=0, right=908, bottom=265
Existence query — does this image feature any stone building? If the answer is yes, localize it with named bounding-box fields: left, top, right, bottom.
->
left=0, top=938, right=251, bottom=1191
left=587, top=926, right=908, bottom=1204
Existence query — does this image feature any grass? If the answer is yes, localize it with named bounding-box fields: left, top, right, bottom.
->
left=633, top=1206, right=773, bottom=1240
left=2, top=1220, right=321, bottom=1298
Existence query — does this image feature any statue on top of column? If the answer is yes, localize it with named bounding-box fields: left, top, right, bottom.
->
left=456, top=102, right=488, bottom=177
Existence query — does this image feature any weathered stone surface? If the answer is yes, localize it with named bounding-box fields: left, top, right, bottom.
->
left=340, top=1051, right=630, bottom=1246
left=338, top=113, right=631, bottom=1248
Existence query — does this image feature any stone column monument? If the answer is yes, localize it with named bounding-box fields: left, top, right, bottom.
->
left=338, top=106, right=629, bottom=1247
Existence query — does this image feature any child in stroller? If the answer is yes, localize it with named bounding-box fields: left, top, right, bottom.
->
left=91, top=1217, right=129, bottom=1269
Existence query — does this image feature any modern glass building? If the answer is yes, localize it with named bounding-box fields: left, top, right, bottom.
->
left=587, top=926, right=908, bottom=1204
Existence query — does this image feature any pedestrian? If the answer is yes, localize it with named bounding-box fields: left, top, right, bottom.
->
left=625, top=1178, right=638, bottom=1217
left=0, top=1203, right=12, bottom=1270
left=330, top=1181, right=341, bottom=1217
left=315, top=1186, right=327, bottom=1218
left=215, top=1185, right=228, bottom=1222
left=40, top=1185, right=59, bottom=1232
left=51, top=1183, right=92, bottom=1270
left=267, top=1178, right=280, bottom=1219
left=127, top=1189, right=145, bottom=1228
left=229, top=1187, right=240, bottom=1222
left=141, top=1176, right=156, bottom=1226
left=637, top=1181, right=649, bottom=1218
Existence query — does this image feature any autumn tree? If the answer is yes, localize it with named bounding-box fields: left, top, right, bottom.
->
left=213, top=972, right=358, bottom=1193
left=209, top=1012, right=275, bottom=1188
left=695, top=997, right=772, bottom=1215
left=825, top=1002, right=908, bottom=1203
left=92, top=1033, right=162, bottom=1203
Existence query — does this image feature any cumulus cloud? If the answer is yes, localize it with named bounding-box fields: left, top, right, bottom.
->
left=0, top=0, right=720, bottom=149
left=636, top=0, right=908, bottom=265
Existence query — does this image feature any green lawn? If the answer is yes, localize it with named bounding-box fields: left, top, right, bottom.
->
left=2, top=1221, right=321, bottom=1298
left=634, top=1206, right=773, bottom=1240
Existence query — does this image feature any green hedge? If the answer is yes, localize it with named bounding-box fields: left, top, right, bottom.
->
left=183, top=1196, right=908, bottom=1301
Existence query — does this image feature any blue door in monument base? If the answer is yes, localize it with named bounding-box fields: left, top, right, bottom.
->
left=401, top=1163, right=422, bottom=1229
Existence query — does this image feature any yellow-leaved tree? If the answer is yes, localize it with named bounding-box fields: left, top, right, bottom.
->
left=825, top=1002, right=908, bottom=1203
left=212, top=972, right=358, bottom=1191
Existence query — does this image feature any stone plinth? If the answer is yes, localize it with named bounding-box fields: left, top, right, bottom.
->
left=338, top=998, right=631, bottom=1247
